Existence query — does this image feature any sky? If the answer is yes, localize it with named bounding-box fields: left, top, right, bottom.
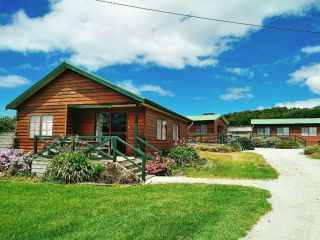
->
left=0, top=0, right=320, bottom=117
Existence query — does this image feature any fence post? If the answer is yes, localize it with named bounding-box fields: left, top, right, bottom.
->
left=142, top=153, right=146, bottom=181
left=33, top=136, right=38, bottom=154
left=71, top=136, right=75, bottom=151
left=113, top=138, right=117, bottom=162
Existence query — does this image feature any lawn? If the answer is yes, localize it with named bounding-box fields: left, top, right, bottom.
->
left=0, top=181, right=271, bottom=240
left=178, top=152, right=279, bottom=179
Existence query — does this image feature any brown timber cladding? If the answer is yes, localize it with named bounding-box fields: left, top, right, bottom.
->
left=188, top=118, right=228, bottom=134
left=252, top=124, right=320, bottom=146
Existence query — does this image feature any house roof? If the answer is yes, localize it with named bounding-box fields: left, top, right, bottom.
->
left=186, top=114, right=229, bottom=124
left=6, top=62, right=190, bottom=122
left=251, top=118, right=320, bottom=125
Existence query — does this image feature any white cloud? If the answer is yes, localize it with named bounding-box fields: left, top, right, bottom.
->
left=0, top=0, right=317, bottom=70
left=117, top=79, right=174, bottom=97
left=276, top=98, right=320, bottom=108
left=288, top=63, right=320, bottom=94
left=193, top=96, right=205, bottom=100
left=301, top=45, right=320, bottom=55
left=220, top=86, right=253, bottom=101
left=0, top=75, right=30, bottom=88
left=226, top=67, right=254, bottom=78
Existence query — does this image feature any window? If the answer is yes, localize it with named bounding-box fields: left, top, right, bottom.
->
left=29, top=115, right=41, bottom=138
left=29, top=114, right=53, bottom=138
left=196, top=124, right=207, bottom=134
left=277, top=127, right=289, bottom=136
left=41, top=114, right=53, bottom=136
left=301, top=127, right=317, bottom=136
left=173, top=124, right=179, bottom=141
left=157, top=119, right=167, bottom=140
left=257, top=127, right=271, bottom=136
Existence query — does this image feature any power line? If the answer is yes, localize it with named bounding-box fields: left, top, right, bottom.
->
left=95, top=0, right=320, bottom=34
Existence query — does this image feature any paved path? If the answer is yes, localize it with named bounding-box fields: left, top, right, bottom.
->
left=146, top=148, right=320, bottom=240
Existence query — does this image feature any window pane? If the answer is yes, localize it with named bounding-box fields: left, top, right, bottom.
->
left=301, top=127, right=308, bottom=136
left=162, top=121, right=167, bottom=140
left=42, top=114, right=53, bottom=136
left=173, top=124, right=179, bottom=141
left=277, top=127, right=289, bottom=136
left=157, top=119, right=162, bottom=140
left=30, top=115, right=40, bottom=138
left=310, top=127, right=317, bottom=136
left=265, top=128, right=271, bottom=136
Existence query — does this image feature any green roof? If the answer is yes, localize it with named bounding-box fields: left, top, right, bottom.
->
left=251, top=118, right=320, bottom=125
left=6, top=62, right=190, bottom=122
left=186, top=114, right=228, bottom=124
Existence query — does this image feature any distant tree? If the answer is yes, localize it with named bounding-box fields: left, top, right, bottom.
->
left=202, top=112, right=215, bottom=115
left=0, top=116, right=16, bottom=132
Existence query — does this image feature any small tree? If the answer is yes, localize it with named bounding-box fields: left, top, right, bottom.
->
left=0, top=116, right=16, bottom=132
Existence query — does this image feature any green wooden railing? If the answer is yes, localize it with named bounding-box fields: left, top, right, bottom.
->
left=33, top=135, right=150, bottom=181
left=136, top=136, right=163, bottom=161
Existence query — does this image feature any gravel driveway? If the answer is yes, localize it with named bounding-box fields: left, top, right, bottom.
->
left=146, top=148, right=320, bottom=240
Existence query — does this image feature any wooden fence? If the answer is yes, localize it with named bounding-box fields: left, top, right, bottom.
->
left=0, top=132, right=15, bottom=149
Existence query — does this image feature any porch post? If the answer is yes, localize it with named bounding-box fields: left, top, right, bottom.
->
left=134, top=104, right=139, bottom=153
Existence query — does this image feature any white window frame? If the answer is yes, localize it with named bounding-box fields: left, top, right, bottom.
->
left=173, top=123, right=179, bottom=141
left=257, top=127, right=271, bottom=136
left=29, top=114, right=53, bottom=138
left=157, top=119, right=167, bottom=140
left=196, top=124, right=207, bottom=134
left=301, top=127, right=317, bottom=137
left=277, top=127, right=289, bottom=136
left=29, top=115, right=41, bottom=138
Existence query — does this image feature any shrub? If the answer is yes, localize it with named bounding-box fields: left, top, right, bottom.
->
left=252, top=137, right=281, bottom=148
left=304, top=145, right=320, bottom=155
left=0, top=116, right=16, bottom=132
left=146, top=152, right=173, bottom=176
left=236, top=137, right=255, bottom=150
left=46, top=151, right=94, bottom=183
left=226, top=141, right=243, bottom=151
left=276, top=140, right=300, bottom=149
left=195, top=144, right=235, bottom=153
left=96, top=162, right=139, bottom=184
left=91, top=163, right=105, bottom=180
left=167, top=146, right=207, bottom=166
left=0, top=149, right=32, bottom=176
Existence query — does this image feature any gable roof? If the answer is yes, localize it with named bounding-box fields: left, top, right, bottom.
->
left=186, top=114, right=229, bottom=124
left=6, top=62, right=190, bottom=122
left=251, top=118, right=320, bottom=125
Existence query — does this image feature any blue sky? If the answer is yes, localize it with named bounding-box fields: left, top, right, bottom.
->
left=1, top=0, right=320, bottom=117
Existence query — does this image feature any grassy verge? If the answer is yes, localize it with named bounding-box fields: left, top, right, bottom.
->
left=177, top=152, right=279, bottom=179
left=0, top=181, right=271, bottom=240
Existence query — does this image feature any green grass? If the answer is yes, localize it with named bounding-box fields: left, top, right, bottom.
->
left=0, top=181, right=271, bottom=240
left=309, top=151, right=320, bottom=159
left=178, top=152, right=279, bottom=179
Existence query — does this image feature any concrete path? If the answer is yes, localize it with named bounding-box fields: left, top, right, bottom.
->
left=146, top=148, right=320, bottom=240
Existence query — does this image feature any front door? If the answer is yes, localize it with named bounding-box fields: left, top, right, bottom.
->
left=95, top=112, right=127, bottom=154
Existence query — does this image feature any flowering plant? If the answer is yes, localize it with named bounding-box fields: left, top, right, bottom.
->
left=0, top=149, right=32, bottom=176
left=145, top=152, right=173, bottom=176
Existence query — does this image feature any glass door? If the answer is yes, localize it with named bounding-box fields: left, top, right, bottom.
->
left=95, top=112, right=127, bottom=154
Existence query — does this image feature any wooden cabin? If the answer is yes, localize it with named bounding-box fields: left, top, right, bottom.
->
left=251, top=118, right=320, bottom=146
left=6, top=62, right=191, bottom=156
left=187, top=114, right=229, bottom=135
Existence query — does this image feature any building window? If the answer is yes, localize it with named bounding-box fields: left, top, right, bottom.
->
left=196, top=124, right=207, bottom=134
left=157, top=119, right=167, bottom=140
left=277, top=127, right=289, bottom=136
left=41, top=114, right=53, bottom=136
left=173, top=124, right=179, bottom=141
left=29, top=114, right=53, bottom=138
left=29, top=115, right=41, bottom=138
left=257, top=127, right=271, bottom=136
left=301, top=127, right=317, bottom=137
